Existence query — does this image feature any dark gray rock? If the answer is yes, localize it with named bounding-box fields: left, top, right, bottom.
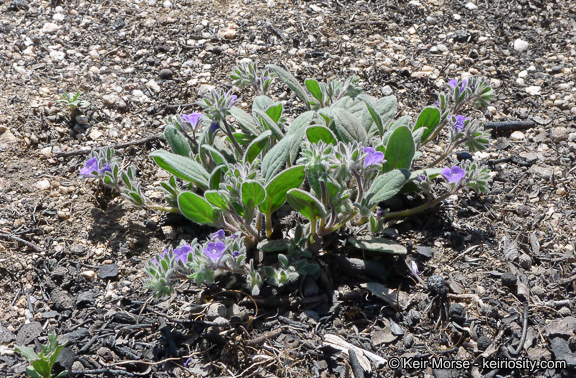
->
left=0, top=326, right=16, bottom=343
left=16, top=321, right=42, bottom=345
left=76, top=291, right=95, bottom=308
left=98, top=263, right=118, bottom=279
left=158, top=69, right=173, bottom=80
left=60, top=328, right=88, bottom=345
left=550, top=337, right=576, bottom=367
left=51, top=288, right=74, bottom=311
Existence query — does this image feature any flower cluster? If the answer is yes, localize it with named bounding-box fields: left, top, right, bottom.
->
left=80, top=157, right=111, bottom=178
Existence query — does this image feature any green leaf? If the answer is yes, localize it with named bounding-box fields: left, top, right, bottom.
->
left=164, top=124, right=192, bottom=157
left=286, top=188, right=327, bottom=222
left=253, top=95, right=275, bottom=113
left=30, top=360, right=50, bottom=377
left=178, top=192, right=220, bottom=225
left=266, top=64, right=311, bottom=109
left=265, top=102, right=283, bottom=124
left=200, top=144, right=230, bottom=166
left=151, top=150, right=209, bottom=189
left=229, top=106, right=260, bottom=135
left=382, top=126, right=415, bottom=172
left=305, top=78, right=323, bottom=104
left=244, top=130, right=272, bottom=163
left=358, top=94, right=384, bottom=136
left=15, top=345, right=39, bottom=362
left=209, top=165, right=227, bottom=190
left=331, top=107, right=367, bottom=143
left=55, top=370, right=69, bottom=378
left=367, top=169, right=410, bottom=207
left=286, top=110, right=316, bottom=136
left=257, top=239, right=291, bottom=252
left=306, top=125, right=337, bottom=145
left=261, top=135, right=293, bottom=182
left=254, top=109, right=284, bottom=141
left=413, top=107, right=441, bottom=141
left=26, top=366, right=43, bottom=378
left=348, top=236, right=407, bottom=255
left=205, top=190, right=230, bottom=210
left=260, top=165, right=306, bottom=214
left=376, top=95, right=397, bottom=130
left=241, top=180, right=266, bottom=208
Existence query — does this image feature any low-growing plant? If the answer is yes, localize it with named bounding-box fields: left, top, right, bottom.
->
left=57, top=90, right=90, bottom=120
left=15, top=332, right=68, bottom=378
left=80, top=62, right=494, bottom=296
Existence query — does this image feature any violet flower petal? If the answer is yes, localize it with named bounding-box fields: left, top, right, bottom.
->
left=174, top=245, right=193, bottom=265
left=442, top=166, right=466, bottom=184
left=203, top=241, right=225, bottom=263
left=80, top=157, right=99, bottom=177
left=211, top=230, right=225, bottom=241
left=363, top=147, right=384, bottom=168
left=182, top=113, right=202, bottom=130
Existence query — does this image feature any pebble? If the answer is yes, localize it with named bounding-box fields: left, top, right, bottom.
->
left=197, top=84, right=215, bottom=97
left=50, top=50, right=65, bottom=61
left=510, top=131, right=525, bottom=140
left=514, top=39, right=529, bottom=52
left=161, top=226, right=177, bottom=239
left=465, top=2, right=478, bottom=10
left=551, top=127, right=568, bottom=142
left=42, top=23, right=60, bottom=33
left=158, top=69, right=173, bottom=80
left=40, top=146, right=53, bottom=157
left=206, top=303, right=227, bottom=320
left=89, top=129, right=102, bottom=140
left=147, top=79, right=161, bottom=93
left=35, top=179, right=50, bottom=190
left=163, top=0, right=171, bottom=7
left=525, top=86, right=541, bottom=95
left=53, top=13, right=65, bottom=22
left=89, top=50, right=99, bottom=59
left=218, top=28, right=237, bottom=39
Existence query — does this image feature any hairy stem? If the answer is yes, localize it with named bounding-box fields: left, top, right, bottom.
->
left=221, top=118, right=243, bottom=156
left=384, top=190, right=455, bottom=220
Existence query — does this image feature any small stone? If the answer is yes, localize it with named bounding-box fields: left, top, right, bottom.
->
left=76, top=291, right=95, bottom=307
left=163, top=0, right=172, bottom=7
left=206, top=303, right=226, bottom=320
left=218, top=28, right=237, bottom=39
left=514, top=39, right=529, bottom=52
left=519, top=254, right=532, bottom=270
left=198, top=84, right=215, bottom=97
left=558, top=307, right=573, bottom=317
left=551, top=127, right=568, bottom=142
left=428, top=275, right=448, bottom=297
left=35, top=179, right=50, bottom=190
left=102, top=94, right=118, bottom=107
left=89, top=50, right=99, bottom=59
left=81, top=270, right=96, bottom=281
left=525, top=86, right=541, bottom=95
left=212, top=317, right=229, bottom=326
left=50, top=50, right=65, bottom=61
left=60, top=328, right=88, bottom=345
left=161, top=226, right=177, bottom=239
left=98, top=263, right=119, bottom=279
left=16, top=322, right=43, bottom=346
left=465, top=2, right=478, bottom=10
left=477, top=336, right=492, bottom=351
left=40, top=146, right=53, bottom=157
left=89, top=129, right=102, bottom=140
left=449, top=303, right=467, bottom=325
left=510, top=131, right=525, bottom=140
left=42, top=23, right=61, bottom=33
left=57, top=210, right=69, bottom=220
left=0, top=326, right=16, bottom=344
left=53, top=13, right=65, bottom=22
left=147, top=79, right=161, bottom=93
left=158, top=69, right=173, bottom=80
left=501, top=272, right=517, bottom=288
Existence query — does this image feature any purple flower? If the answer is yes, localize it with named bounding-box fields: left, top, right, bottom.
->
left=409, top=260, right=420, bottom=278
left=232, top=250, right=240, bottom=258
left=80, top=157, right=112, bottom=177
left=229, top=95, right=238, bottom=106
left=417, top=174, right=426, bottom=182
left=452, top=115, right=470, bottom=133
left=209, top=122, right=220, bottom=132
left=203, top=241, right=225, bottom=263
left=448, top=79, right=467, bottom=92
left=173, top=245, right=193, bottom=265
left=211, top=229, right=225, bottom=241
left=181, top=113, right=202, bottom=131
left=152, top=249, right=169, bottom=265
left=363, top=147, right=384, bottom=168
left=442, top=166, right=466, bottom=185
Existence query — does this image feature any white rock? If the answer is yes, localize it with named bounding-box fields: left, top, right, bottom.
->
left=42, top=23, right=60, bottom=33
left=518, top=70, right=528, bottom=78
left=514, top=39, right=529, bottom=52
left=102, top=94, right=118, bottom=106
left=89, top=129, right=103, bottom=140
left=146, top=79, right=161, bottom=93
left=49, top=51, right=65, bottom=61
left=218, top=28, right=237, bottom=39
left=89, top=50, right=99, bottom=59
left=35, top=179, right=50, bottom=191
left=453, top=14, right=461, bottom=20
left=525, top=86, right=541, bottom=95
left=510, top=131, right=525, bottom=140
left=437, top=44, right=448, bottom=52
left=53, top=13, right=65, bottom=22
left=516, top=78, right=525, bottom=85
left=163, top=0, right=172, bottom=7
left=148, top=0, right=156, bottom=5
left=408, top=0, right=422, bottom=6
left=490, top=79, right=502, bottom=88
left=40, top=147, right=53, bottom=157
left=465, top=2, right=478, bottom=10
left=197, top=84, right=215, bottom=97
left=132, top=89, right=145, bottom=97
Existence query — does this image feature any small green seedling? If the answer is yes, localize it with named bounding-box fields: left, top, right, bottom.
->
left=15, top=332, right=68, bottom=378
left=57, top=91, right=90, bottom=119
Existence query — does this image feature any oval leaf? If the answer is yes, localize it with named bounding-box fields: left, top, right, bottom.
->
left=151, top=150, right=209, bottom=189
left=413, top=107, right=441, bottom=142
left=348, top=236, right=407, bottom=255
left=266, top=64, right=311, bottom=109
left=286, top=188, right=327, bottom=221
left=241, top=180, right=266, bottom=208
left=332, top=107, right=367, bottom=143
left=229, top=106, right=260, bottom=135
left=205, top=190, right=230, bottom=210
left=306, top=125, right=337, bottom=145
left=244, top=130, right=272, bottom=163
left=261, top=135, right=293, bottom=182
left=178, top=191, right=219, bottom=225
left=164, top=124, right=192, bottom=157
left=367, top=169, right=411, bottom=207
left=260, top=165, right=306, bottom=214
left=382, top=126, right=415, bottom=172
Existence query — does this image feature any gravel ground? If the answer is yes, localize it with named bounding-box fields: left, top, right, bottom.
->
left=1, top=0, right=576, bottom=377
